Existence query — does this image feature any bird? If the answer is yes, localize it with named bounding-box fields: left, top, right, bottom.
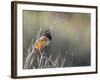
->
left=34, top=30, right=52, bottom=51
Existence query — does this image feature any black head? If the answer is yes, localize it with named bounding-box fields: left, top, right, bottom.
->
left=44, top=30, right=52, bottom=40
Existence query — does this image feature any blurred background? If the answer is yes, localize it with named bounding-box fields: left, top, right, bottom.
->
left=23, top=10, right=91, bottom=68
